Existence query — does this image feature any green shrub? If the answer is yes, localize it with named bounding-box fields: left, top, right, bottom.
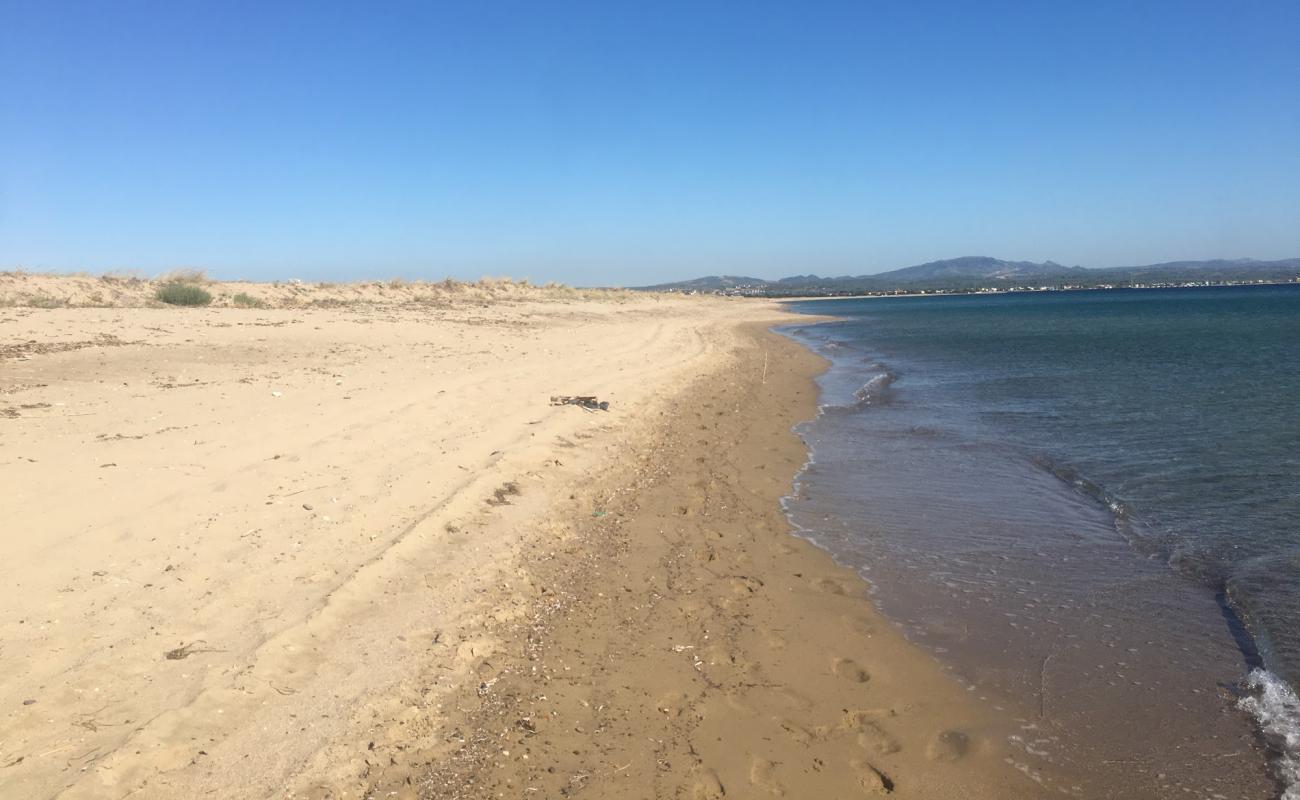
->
left=231, top=292, right=267, bottom=308
left=156, top=283, right=212, bottom=306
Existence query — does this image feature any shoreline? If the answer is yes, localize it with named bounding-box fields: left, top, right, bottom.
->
left=356, top=323, right=1052, bottom=799
left=2, top=290, right=1053, bottom=798
left=778, top=300, right=1283, bottom=799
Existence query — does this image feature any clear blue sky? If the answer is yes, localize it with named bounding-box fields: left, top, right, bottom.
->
left=2, top=1, right=1298, bottom=286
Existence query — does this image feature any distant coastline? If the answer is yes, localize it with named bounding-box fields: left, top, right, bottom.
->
left=637, top=255, right=1300, bottom=298
left=767, top=278, right=1299, bottom=301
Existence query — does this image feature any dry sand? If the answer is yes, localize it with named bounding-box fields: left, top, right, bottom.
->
left=1, top=275, right=1052, bottom=798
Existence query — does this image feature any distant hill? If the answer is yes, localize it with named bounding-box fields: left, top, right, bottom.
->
left=637, top=275, right=769, bottom=292
left=636, top=257, right=1300, bottom=295
left=875, top=256, right=1086, bottom=282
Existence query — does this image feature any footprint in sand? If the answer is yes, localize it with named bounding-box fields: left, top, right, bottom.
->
left=832, top=657, right=871, bottom=683
left=728, top=576, right=761, bottom=596
left=771, top=685, right=814, bottom=711
left=676, top=597, right=708, bottom=621
left=774, top=716, right=815, bottom=745
left=760, top=627, right=788, bottom=650
left=843, top=709, right=900, bottom=754
left=811, top=577, right=846, bottom=595
left=693, top=544, right=718, bottom=563
left=691, top=767, right=726, bottom=800
left=926, top=729, right=971, bottom=762
left=703, top=643, right=745, bottom=673
left=842, top=614, right=876, bottom=637
left=856, top=721, right=901, bottom=755
left=842, top=708, right=892, bottom=728
left=656, top=691, right=688, bottom=718
left=850, top=759, right=895, bottom=794
left=750, top=757, right=785, bottom=796
left=724, top=689, right=756, bottom=713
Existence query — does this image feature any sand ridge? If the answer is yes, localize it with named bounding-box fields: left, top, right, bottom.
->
left=0, top=270, right=625, bottom=311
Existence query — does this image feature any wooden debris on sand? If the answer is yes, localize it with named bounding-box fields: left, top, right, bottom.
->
left=549, top=395, right=609, bottom=411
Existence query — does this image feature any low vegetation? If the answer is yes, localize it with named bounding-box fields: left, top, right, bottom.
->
left=0, top=293, right=67, bottom=308
left=155, top=283, right=213, bottom=306
left=231, top=292, right=267, bottom=308
left=24, top=294, right=67, bottom=309
left=2, top=270, right=632, bottom=309
left=157, top=268, right=209, bottom=284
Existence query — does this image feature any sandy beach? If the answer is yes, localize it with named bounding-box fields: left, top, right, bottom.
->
left=2, top=275, right=1049, bottom=799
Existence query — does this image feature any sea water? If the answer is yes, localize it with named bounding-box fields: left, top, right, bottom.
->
left=781, top=285, right=1300, bottom=798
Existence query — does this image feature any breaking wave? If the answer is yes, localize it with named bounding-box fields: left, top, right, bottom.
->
left=851, top=372, right=895, bottom=407
left=1240, top=669, right=1300, bottom=800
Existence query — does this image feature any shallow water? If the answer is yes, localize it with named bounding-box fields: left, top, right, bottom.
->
left=781, top=285, right=1300, bottom=798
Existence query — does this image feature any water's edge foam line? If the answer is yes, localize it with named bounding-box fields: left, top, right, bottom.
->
left=771, top=313, right=1297, bottom=799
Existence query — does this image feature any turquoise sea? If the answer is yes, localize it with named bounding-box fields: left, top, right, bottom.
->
left=782, top=285, right=1300, bottom=798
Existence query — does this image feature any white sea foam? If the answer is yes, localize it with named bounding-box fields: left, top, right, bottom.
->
left=851, top=372, right=895, bottom=406
left=1240, top=668, right=1300, bottom=800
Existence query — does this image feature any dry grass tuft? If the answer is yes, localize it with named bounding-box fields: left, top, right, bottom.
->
left=157, top=268, right=209, bottom=284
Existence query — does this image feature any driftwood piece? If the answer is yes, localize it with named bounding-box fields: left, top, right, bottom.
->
left=550, top=395, right=609, bottom=411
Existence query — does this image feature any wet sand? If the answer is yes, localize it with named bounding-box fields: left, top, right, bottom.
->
left=354, top=326, right=1053, bottom=799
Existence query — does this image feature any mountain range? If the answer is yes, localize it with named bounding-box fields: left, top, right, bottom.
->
left=635, top=256, right=1300, bottom=295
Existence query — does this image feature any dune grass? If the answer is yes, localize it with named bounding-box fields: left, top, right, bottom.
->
left=231, top=292, right=267, bottom=308
left=156, top=283, right=213, bottom=306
